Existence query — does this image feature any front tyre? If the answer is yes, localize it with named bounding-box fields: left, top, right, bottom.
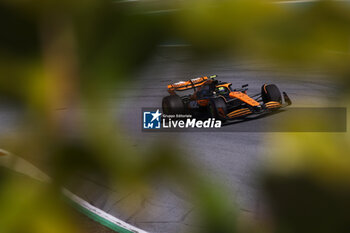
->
left=261, top=84, right=282, bottom=103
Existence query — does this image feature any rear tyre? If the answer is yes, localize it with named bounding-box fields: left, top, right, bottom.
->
left=162, top=95, right=185, bottom=114
left=261, top=84, right=282, bottom=103
left=208, top=98, right=227, bottom=121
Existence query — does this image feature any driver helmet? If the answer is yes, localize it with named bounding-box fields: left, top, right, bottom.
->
left=216, top=86, right=227, bottom=94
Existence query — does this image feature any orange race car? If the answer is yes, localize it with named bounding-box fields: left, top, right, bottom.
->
left=162, top=75, right=292, bottom=121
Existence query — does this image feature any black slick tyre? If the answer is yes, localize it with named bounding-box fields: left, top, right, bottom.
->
left=261, top=84, right=282, bottom=103
left=162, top=95, right=184, bottom=114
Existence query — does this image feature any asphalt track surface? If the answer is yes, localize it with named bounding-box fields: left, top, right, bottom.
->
left=0, top=48, right=341, bottom=233
left=71, top=49, right=340, bottom=233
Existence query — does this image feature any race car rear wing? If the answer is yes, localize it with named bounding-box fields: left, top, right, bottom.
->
left=167, top=75, right=217, bottom=92
left=167, top=77, right=208, bottom=91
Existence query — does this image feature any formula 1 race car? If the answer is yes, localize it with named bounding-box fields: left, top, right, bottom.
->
left=162, top=75, right=291, bottom=121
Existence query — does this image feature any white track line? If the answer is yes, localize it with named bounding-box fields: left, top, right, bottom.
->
left=0, top=149, right=148, bottom=233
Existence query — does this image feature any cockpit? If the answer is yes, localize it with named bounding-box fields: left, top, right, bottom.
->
left=215, top=86, right=230, bottom=95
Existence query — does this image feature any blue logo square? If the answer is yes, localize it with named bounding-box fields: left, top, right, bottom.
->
left=143, top=109, right=161, bottom=129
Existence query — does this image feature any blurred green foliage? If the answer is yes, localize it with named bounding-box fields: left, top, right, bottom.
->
left=0, top=166, right=81, bottom=233
left=264, top=134, right=350, bottom=233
